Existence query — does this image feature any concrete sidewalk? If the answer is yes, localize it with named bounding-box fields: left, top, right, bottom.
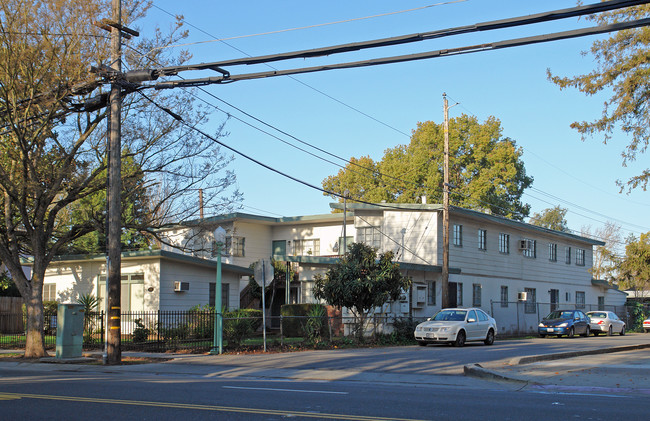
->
left=464, top=344, right=650, bottom=394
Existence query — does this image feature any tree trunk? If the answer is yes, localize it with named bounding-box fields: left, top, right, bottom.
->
left=24, top=287, right=46, bottom=358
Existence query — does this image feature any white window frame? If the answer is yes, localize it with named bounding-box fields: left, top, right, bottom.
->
left=549, top=243, right=557, bottom=262
left=499, top=233, right=510, bottom=254
left=453, top=224, right=463, bottom=247
left=478, top=229, right=487, bottom=251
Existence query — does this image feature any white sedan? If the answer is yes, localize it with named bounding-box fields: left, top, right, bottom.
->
left=586, top=311, right=625, bottom=336
left=644, top=318, right=650, bottom=333
left=414, top=308, right=497, bottom=347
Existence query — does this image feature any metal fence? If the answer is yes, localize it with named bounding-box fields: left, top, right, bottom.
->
left=0, top=310, right=428, bottom=352
left=2, top=304, right=648, bottom=352
left=489, top=300, right=640, bottom=336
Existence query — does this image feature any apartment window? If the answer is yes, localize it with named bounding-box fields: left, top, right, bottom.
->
left=576, top=291, right=586, bottom=309
left=478, top=229, right=487, bottom=251
left=293, top=239, right=320, bottom=256
left=225, top=236, right=245, bottom=257
left=209, top=283, right=231, bottom=310
left=524, top=287, right=537, bottom=314
left=337, top=236, right=354, bottom=255
left=500, top=286, right=509, bottom=307
left=549, top=243, right=557, bottom=262
left=499, top=233, right=510, bottom=254
left=357, top=226, right=381, bottom=249
left=576, top=249, right=586, bottom=266
left=427, top=281, right=436, bottom=306
left=598, top=296, right=605, bottom=311
left=472, top=283, right=482, bottom=307
left=565, top=246, right=572, bottom=264
left=566, top=292, right=571, bottom=302
left=523, top=239, right=537, bottom=258
left=43, top=284, right=57, bottom=302
left=453, top=224, right=463, bottom=247
left=98, top=273, right=144, bottom=312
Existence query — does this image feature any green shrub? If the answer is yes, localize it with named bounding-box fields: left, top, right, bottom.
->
left=626, top=302, right=646, bottom=332
left=391, top=317, right=419, bottom=343
left=223, top=309, right=262, bottom=348
left=281, top=304, right=328, bottom=338
left=302, top=304, right=327, bottom=346
left=132, top=318, right=150, bottom=343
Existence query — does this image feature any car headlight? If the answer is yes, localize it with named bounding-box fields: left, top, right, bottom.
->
left=439, top=327, right=451, bottom=332
left=558, top=322, right=568, bottom=327
left=538, top=323, right=545, bottom=327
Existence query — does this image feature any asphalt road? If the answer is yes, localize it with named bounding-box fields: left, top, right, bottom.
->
left=0, top=365, right=646, bottom=420
left=163, top=333, right=650, bottom=375
left=1, top=334, right=649, bottom=420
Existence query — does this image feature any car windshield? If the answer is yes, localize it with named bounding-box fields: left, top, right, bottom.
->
left=546, top=310, right=574, bottom=320
left=587, top=312, right=607, bottom=319
left=432, top=310, right=467, bottom=322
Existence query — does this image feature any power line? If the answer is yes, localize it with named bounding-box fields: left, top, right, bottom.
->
left=148, top=1, right=467, bottom=55
left=149, top=4, right=411, bottom=137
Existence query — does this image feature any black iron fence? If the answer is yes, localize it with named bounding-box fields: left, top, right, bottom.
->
left=2, top=304, right=648, bottom=352
left=0, top=310, right=427, bottom=352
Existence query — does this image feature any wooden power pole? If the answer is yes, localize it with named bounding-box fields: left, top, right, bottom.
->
left=441, top=93, right=450, bottom=309
left=106, top=0, right=123, bottom=365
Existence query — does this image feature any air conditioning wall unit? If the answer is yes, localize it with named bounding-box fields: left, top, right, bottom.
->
left=518, top=240, right=530, bottom=250
left=174, top=281, right=190, bottom=292
left=517, top=292, right=528, bottom=301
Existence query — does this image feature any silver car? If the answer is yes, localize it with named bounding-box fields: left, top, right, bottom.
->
left=586, top=311, right=625, bottom=336
left=414, top=308, right=497, bottom=347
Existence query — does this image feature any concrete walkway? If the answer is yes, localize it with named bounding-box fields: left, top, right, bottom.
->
left=464, top=344, right=650, bottom=395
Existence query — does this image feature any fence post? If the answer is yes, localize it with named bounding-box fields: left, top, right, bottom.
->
left=280, top=314, right=283, bottom=347
left=328, top=314, right=332, bottom=343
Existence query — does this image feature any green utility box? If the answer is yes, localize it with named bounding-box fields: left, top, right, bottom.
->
left=55, top=304, right=85, bottom=359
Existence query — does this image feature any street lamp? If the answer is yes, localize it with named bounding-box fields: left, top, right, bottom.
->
left=210, top=226, right=227, bottom=355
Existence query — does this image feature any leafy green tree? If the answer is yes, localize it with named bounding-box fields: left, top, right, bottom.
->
left=547, top=5, right=650, bottom=191
left=323, top=116, right=533, bottom=220
left=0, top=0, right=239, bottom=357
left=617, top=232, right=650, bottom=294
left=529, top=205, right=570, bottom=232
left=313, top=242, right=411, bottom=341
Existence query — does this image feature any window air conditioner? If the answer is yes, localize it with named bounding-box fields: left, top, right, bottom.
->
left=517, top=292, right=528, bottom=301
left=518, top=240, right=529, bottom=250
left=174, top=281, right=189, bottom=292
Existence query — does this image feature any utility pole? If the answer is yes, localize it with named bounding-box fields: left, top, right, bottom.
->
left=106, top=0, right=123, bottom=365
left=441, top=93, right=450, bottom=309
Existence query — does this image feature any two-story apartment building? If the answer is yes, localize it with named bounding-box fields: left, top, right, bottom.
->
left=39, top=202, right=624, bottom=335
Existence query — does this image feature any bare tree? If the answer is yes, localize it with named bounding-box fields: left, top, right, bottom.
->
left=0, top=0, right=240, bottom=357
left=581, top=222, right=622, bottom=283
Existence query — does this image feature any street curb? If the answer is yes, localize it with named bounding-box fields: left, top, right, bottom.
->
left=463, top=363, right=531, bottom=385
left=508, top=343, right=650, bottom=365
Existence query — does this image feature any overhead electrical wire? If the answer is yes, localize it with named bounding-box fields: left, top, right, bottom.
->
left=148, top=1, right=467, bottom=55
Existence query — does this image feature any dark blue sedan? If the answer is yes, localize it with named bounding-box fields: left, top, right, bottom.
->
left=538, top=309, right=590, bottom=338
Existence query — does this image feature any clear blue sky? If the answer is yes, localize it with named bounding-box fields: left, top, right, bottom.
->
left=141, top=0, right=650, bottom=251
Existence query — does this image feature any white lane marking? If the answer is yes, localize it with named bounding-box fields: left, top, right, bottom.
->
left=530, top=391, right=629, bottom=399
left=223, top=386, right=348, bottom=395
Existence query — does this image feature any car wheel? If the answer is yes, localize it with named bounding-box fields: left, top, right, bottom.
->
left=607, top=325, right=613, bottom=336
left=484, top=329, right=495, bottom=345
left=453, top=330, right=466, bottom=347
left=567, top=327, right=574, bottom=338
left=620, top=326, right=625, bottom=336
left=418, top=341, right=428, bottom=346
left=582, top=326, right=590, bottom=337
